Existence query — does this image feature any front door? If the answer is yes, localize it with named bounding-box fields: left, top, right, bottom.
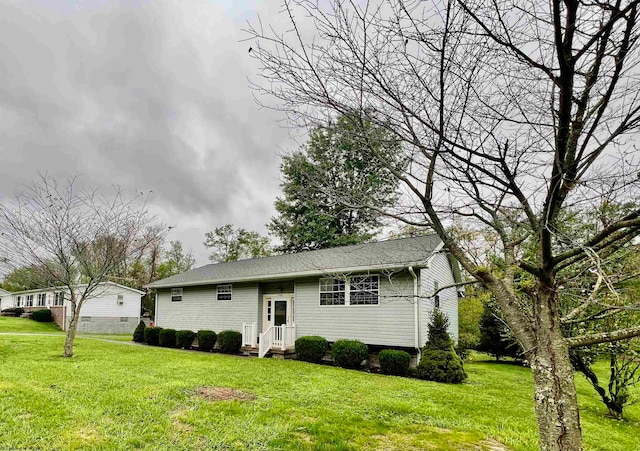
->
left=262, top=294, right=294, bottom=332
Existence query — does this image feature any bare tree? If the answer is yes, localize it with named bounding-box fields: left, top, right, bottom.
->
left=245, top=1, right=640, bottom=450
left=0, top=175, right=161, bottom=357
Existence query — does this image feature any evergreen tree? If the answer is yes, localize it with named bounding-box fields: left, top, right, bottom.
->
left=417, top=310, right=467, bottom=383
left=269, top=113, right=406, bottom=253
left=478, top=301, right=521, bottom=361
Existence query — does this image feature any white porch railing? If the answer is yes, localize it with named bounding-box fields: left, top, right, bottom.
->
left=258, top=323, right=296, bottom=358
left=242, top=322, right=257, bottom=347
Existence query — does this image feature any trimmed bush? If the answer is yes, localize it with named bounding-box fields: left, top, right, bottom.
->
left=217, top=330, right=242, bottom=354
left=1, top=307, right=24, bottom=317
left=197, top=330, right=217, bottom=352
left=417, top=350, right=467, bottom=383
left=295, top=336, right=329, bottom=363
left=331, top=339, right=368, bottom=369
left=32, top=309, right=53, bottom=322
left=133, top=320, right=146, bottom=343
left=176, top=330, right=196, bottom=349
left=144, top=326, right=162, bottom=346
left=417, top=310, right=467, bottom=383
left=378, top=349, right=411, bottom=376
left=159, top=328, right=177, bottom=348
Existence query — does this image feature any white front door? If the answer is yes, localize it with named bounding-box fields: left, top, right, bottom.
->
left=262, top=294, right=294, bottom=332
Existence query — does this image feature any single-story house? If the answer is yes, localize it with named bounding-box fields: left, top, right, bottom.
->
left=5, top=282, right=143, bottom=334
left=146, top=235, right=462, bottom=358
left=0, top=288, right=11, bottom=311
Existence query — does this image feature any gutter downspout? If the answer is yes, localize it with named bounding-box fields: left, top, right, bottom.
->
left=408, top=266, right=420, bottom=361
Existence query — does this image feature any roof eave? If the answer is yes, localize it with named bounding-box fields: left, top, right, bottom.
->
left=145, top=261, right=428, bottom=289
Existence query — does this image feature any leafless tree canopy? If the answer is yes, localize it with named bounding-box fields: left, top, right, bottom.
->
left=0, top=174, right=161, bottom=356
left=246, top=1, right=640, bottom=450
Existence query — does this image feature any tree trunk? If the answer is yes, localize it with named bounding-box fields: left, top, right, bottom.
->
left=529, top=296, right=583, bottom=451
left=63, top=306, right=79, bottom=357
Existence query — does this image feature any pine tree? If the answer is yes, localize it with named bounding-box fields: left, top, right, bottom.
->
left=417, top=310, right=467, bottom=383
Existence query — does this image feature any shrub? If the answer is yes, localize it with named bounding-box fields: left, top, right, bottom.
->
left=295, top=336, right=329, bottom=363
left=176, top=330, right=196, bottom=349
left=2, top=307, right=24, bottom=317
left=159, top=328, right=177, bottom=348
left=32, top=309, right=52, bottom=322
left=144, top=326, right=162, bottom=346
left=378, top=349, right=411, bottom=376
left=331, top=339, right=368, bottom=369
left=417, top=350, right=467, bottom=383
left=132, top=320, right=146, bottom=343
left=417, top=310, right=467, bottom=383
left=217, top=330, right=242, bottom=354
left=197, top=330, right=217, bottom=352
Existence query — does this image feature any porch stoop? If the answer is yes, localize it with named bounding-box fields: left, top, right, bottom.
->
left=241, top=345, right=296, bottom=359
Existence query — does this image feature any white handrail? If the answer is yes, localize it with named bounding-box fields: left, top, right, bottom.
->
left=242, top=322, right=257, bottom=347
left=259, top=325, right=273, bottom=358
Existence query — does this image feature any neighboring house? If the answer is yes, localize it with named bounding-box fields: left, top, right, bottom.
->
left=0, top=288, right=11, bottom=311
left=7, top=282, right=143, bottom=334
left=147, top=236, right=462, bottom=358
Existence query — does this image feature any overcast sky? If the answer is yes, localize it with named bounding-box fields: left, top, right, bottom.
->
left=0, top=1, right=303, bottom=265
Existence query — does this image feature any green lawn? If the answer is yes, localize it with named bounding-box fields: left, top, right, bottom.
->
left=0, top=316, right=63, bottom=333
left=0, top=324, right=637, bottom=450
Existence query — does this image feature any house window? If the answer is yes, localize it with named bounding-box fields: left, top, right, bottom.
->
left=319, top=278, right=346, bottom=305
left=16, top=296, right=22, bottom=307
left=349, top=276, right=379, bottom=305
left=320, top=276, right=379, bottom=306
left=26, top=295, right=34, bottom=307
left=120, top=317, right=129, bottom=322
left=54, top=292, right=64, bottom=306
left=267, top=300, right=272, bottom=322
left=81, top=316, right=91, bottom=322
left=37, top=293, right=47, bottom=307
left=433, top=281, right=440, bottom=309
left=217, top=284, right=232, bottom=301
left=117, top=294, right=124, bottom=305
left=171, top=288, right=183, bottom=302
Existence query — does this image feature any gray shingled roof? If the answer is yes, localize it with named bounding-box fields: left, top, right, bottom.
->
left=146, top=235, right=442, bottom=289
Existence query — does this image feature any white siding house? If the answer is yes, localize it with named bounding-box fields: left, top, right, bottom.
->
left=148, top=236, right=462, bottom=358
left=8, top=282, right=143, bottom=334
left=0, top=288, right=11, bottom=311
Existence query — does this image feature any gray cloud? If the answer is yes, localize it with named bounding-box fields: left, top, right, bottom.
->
left=0, top=1, right=294, bottom=264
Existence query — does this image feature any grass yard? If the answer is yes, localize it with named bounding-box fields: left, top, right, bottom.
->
left=0, top=315, right=63, bottom=333
left=0, top=321, right=638, bottom=450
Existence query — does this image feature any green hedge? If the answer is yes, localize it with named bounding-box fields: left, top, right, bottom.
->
left=175, top=330, right=196, bottom=349
left=32, top=309, right=53, bottom=322
left=197, top=330, right=217, bottom=352
left=159, top=328, right=177, bottom=348
left=331, top=339, right=368, bottom=369
left=295, top=336, right=329, bottom=363
left=378, top=349, right=411, bottom=376
left=144, top=327, right=162, bottom=346
left=132, top=320, right=146, bottom=343
left=217, top=330, right=242, bottom=354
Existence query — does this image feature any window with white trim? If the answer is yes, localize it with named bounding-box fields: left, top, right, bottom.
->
left=54, top=292, right=64, bottom=306
left=320, top=278, right=346, bottom=305
left=433, top=281, right=440, bottom=309
left=16, top=296, right=22, bottom=307
left=217, top=284, right=232, bottom=301
left=349, top=276, right=379, bottom=305
left=26, top=295, right=34, bottom=307
left=320, top=275, right=379, bottom=306
left=171, top=288, right=183, bottom=302
left=37, top=293, right=47, bottom=307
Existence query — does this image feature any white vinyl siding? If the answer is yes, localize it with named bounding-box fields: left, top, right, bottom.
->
left=296, top=272, right=416, bottom=347
left=156, top=283, right=258, bottom=332
left=72, top=285, right=141, bottom=319
left=420, top=253, right=459, bottom=343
